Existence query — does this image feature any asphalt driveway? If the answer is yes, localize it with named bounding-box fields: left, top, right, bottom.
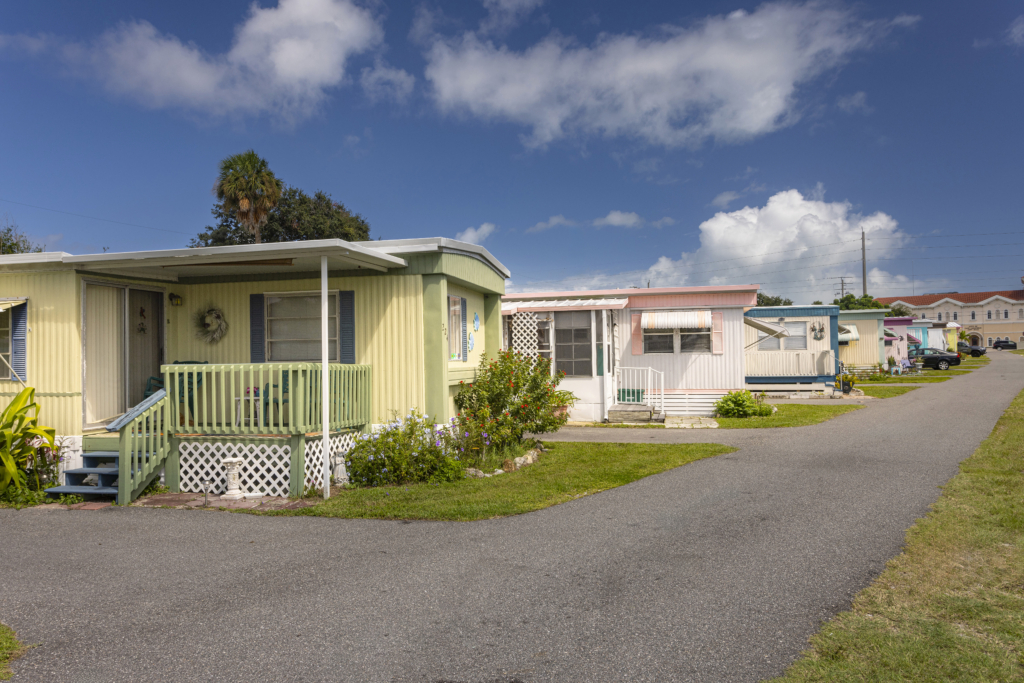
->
left=3, top=353, right=1022, bottom=682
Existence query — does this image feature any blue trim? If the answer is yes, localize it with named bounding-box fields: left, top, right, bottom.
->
left=461, top=297, right=467, bottom=361
left=746, top=306, right=840, bottom=318
left=10, top=303, right=27, bottom=382
left=105, top=389, right=166, bottom=431
left=746, top=375, right=836, bottom=384
left=830, top=315, right=839, bottom=372
left=339, top=290, right=355, bottom=364
left=249, top=294, right=265, bottom=363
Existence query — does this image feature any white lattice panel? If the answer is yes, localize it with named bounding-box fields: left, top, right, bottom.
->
left=179, top=441, right=291, bottom=498
left=511, top=312, right=538, bottom=356
left=304, top=431, right=358, bottom=490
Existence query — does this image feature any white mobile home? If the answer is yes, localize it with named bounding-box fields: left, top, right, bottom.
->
left=502, top=285, right=761, bottom=420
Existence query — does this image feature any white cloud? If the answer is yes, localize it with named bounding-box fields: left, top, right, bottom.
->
left=0, top=33, right=52, bottom=55
left=837, top=91, right=872, bottom=114
left=60, top=0, right=384, bottom=121
left=480, top=0, right=545, bottom=34
left=513, top=188, right=911, bottom=301
left=1008, top=16, right=1024, bottom=47
left=710, top=191, right=742, bottom=209
left=457, top=222, right=497, bottom=244
left=651, top=217, right=675, bottom=228
left=594, top=210, right=642, bottom=228
left=424, top=3, right=912, bottom=148
left=526, top=214, right=574, bottom=233
left=361, top=59, right=415, bottom=104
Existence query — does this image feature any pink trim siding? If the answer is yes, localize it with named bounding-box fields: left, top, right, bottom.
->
left=627, top=292, right=757, bottom=308
left=504, top=284, right=758, bottom=301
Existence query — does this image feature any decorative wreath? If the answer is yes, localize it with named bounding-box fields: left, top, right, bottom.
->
left=810, top=322, right=826, bottom=341
left=193, top=306, right=229, bottom=344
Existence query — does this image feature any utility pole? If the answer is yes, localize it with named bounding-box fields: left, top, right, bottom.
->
left=861, top=229, right=867, bottom=296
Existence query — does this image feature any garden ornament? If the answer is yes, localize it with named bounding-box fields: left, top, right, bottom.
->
left=220, top=456, right=245, bottom=500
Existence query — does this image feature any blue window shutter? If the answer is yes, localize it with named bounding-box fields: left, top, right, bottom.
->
left=339, top=291, right=355, bottom=364
left=461, top=298, right=467, bottom=362
left=250, top=294, right=265, bottom=363
left=11, top=303, right=27, bottom=382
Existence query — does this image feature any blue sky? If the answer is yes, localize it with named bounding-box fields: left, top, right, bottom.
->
left=1, top=0, right=1022, bottom=302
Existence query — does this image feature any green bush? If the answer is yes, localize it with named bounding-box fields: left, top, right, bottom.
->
left=713, top=390, right=773, bottom=418
left=453, top=350, right=576, bottom=450
left=0, top=387, right=55, bottom=495
left=344, top=411, right=466, bottom=487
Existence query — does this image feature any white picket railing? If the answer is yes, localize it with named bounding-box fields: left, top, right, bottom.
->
left=615, top=366, right=665, bottom=415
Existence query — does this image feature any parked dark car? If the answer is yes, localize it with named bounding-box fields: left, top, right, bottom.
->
left=957, top=341, right=987, bottom=357
left=909, top=347, right=962, bottom=370
left=993, top=339, right=1018, bottom=350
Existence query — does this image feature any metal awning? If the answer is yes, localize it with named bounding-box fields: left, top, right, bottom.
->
left=908, top=333, right=921, bottom=344
left=744, top=317, right=790, bottom=337
left=501, top=298, right=628, bottom=315
left=838, top=323, right=859, bottom=342
left=0, top=298, right=26, bottom=312
left=642, top=310, right=712, bottom=330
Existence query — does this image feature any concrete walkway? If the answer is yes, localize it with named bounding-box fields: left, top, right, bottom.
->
left=3, top=353, right=1023, bottom=683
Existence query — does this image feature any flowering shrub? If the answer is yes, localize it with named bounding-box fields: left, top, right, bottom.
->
left=713, top=390, right=773, bottom=418
left=453, top=350, right=576, bottom=451
left=344, top=411, right=465, bottom=487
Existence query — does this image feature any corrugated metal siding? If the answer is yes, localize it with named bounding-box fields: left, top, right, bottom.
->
left=838, top=320, right=884, bottom=367
left=743, top=315, right=834, bottom=377
left=0, top=271, right=81, bottom=434
left=389, top=253, right=506, bottom=294
left=169, top=275, right=424, bottom=424
left=616, top=307, right=744, bottom=390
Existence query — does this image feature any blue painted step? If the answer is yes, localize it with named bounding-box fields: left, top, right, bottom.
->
left=45, top=485, right=119, bottom=496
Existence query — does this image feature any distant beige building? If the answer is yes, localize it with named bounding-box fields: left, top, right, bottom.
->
left=876, top=285, right=1024, bottom=348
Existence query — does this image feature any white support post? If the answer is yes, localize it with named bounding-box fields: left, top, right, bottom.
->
left=321, top=255, right=331, bottom=499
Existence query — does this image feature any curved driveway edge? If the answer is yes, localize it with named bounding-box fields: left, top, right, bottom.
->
left=2, top=353, right=1023, bottom=682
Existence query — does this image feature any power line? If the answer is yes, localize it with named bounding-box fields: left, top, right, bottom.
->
left=0, top=198, right=193, bottom=236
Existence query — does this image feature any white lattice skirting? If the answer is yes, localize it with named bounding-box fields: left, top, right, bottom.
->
left=304, top=432, right=358, bottom=489
left=179, top=440, right=292, bottom=498
left=511, top=311, right=539, bottom=357
left=178, top=432, right=359, bottom=498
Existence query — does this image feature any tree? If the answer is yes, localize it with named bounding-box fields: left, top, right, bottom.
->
left=0, top=214, right=42, bottom=255
left=833, top=293, right=886, bottom=310
left=812, top=300, right=823, bottom=305
left=757, top=292, right=793, bottom=306
left=886, top=303, right=913, bottom=317
left=192, top=186, right=370, bottom=247
left=213, top=150, right=283, bottom=244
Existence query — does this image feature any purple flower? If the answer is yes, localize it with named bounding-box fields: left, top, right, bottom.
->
left=465, top=432, right=470, bottom=437
left=436, top=440, right=441, bottom=447
left=482, top=433, right=488, bottom=438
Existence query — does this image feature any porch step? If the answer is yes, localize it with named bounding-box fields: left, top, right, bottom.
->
left=64, top=466, right=118, bottom=476
left=45, top=485, right=119, bottom=496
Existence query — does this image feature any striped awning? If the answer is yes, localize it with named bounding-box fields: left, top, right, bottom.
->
left=641, top=310, right=712, bottom=331
left=907, top=333, right=921, bottom=344
left=838, top=323, right=859, bottom=342
left=0, top=298, right=26, bottom=313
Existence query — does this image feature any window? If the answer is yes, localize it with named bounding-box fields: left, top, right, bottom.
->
left=987, top=310, right=992, bottom=319
left=0, top=308, right=9, bottom=380
left=757, top=330, right=780, bottom=351
left=757, top=321, right=807, bottom=350
left=972, top=311, right=976, bottom=320
left=1019, top=309, right=1023, bottom=319
left=953, top=312, right=958, bottom=321
left=937, top=312, right=942, bottom=322
left=1005, top=310, right=1009, bottom=319
left=555, top=311, right=592, bottom=376
left=679, top=326, right=712, bottom=353
left=265, top=294, right=338, bottom=361
left=643, top=328, right=674, bottom=353
left=535, top=312, right=552, bottom=361
left=988, top=337, right=993, bottom=346
left=448, top=296, right=463, bottom=361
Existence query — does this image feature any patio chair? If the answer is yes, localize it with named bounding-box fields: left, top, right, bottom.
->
left=172, top=360, right=208, bottom=418
left=263, top=370, right=290, bottom=424
left=143, top=375, right=164, bottom=398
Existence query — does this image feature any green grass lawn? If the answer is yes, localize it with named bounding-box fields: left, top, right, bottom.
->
left=771, top=386, right=1024, bottom=683
left=0, top=623, right=24, bottom=681
left=858, top=386, right=919, bottom=399
left=263, top=441, right=735, bottom=521
left=716, top=403, right=862, bottom=429
left=859, top=376, right=951, bottom=384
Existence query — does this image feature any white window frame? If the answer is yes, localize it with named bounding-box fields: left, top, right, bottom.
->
left=448, top=296, right=463, bottom=361
left=972, top=311, right=976, bottom=320
left=642, top=328, right=675, bottom=354
left=937, top=312, right=942, bottom=322
left=0, top=307, right=10, bottom=381
left=953, top=312, right=958, bottom=321
left=678, top=327, right=713, bottom=354
left=757, top=321, right=807, bottom=351
left=265, top=291, right=340, bottom=362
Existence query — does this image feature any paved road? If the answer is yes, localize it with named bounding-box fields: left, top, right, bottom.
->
left=4, top=353, right=1023, bottom=683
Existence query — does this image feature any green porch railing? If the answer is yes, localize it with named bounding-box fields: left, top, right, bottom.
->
left=117, top=392, right=171, bottom=506
left=163, top=363, right=372, bottom=436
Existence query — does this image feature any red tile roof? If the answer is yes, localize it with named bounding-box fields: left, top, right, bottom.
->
left=876, top=290, right=1024, bottom=306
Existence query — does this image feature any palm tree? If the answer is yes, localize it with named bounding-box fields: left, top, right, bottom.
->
left=213, top=151, right=282, bottom=244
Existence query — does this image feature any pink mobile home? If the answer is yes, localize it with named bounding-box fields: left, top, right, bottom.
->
left=502, top=285, right=765, bottom=420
